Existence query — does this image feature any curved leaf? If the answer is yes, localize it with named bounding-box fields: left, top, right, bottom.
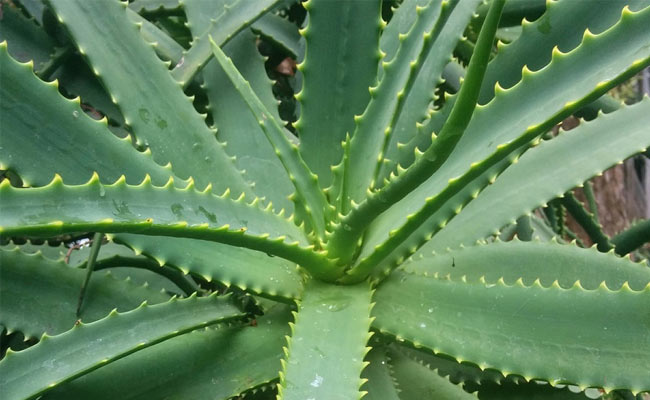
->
left=422, top=97, right=650, bottom=253
left=0, top=294, right=243, bottom=400
left=0, top=175, right=338, bottom=278
left=42, top=305, right=291, bottom=400
left=0, top=248, right=170, bottom=338
left=373, top=270, right=650, bottom=394
left=0, top=43, right=173, bottom=187
left=210, top=38, right=333, bottom=242
left=48, top=0, right=254, bottom=195
left=402, top=240, right=650, bottom=290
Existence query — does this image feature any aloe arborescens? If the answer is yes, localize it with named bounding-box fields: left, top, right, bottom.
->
left=1, top=0, right=650, bottom=399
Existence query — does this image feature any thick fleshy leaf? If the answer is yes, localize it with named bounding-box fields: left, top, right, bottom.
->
left=0, top=248, right=170, bottom=338
left=387, top=345, right=477, bottom=399
left=0, top=2, right=55, bottom=70
left=0, top=44, right=172, bottom=187
left=361, top=347, right=401, bottom=400
left=478, top=0, right=650, bottom=103
left=42, top=305, right=291, bottom=400
left=278, top=279, right=374, bottom=400
left=296, top=0, right=382, bottom=188
left=170, top=0, right=283, bottom=86
left=373, top=270, right=650, bottom=394
left=401, top=240, right=650, bottom=291
left=210, top=38, right=333, bottom=242
left=48, top=0, right=254, bottom=195
left=422, top=98, right=650, bottom=253
left=0, top=175, right=338, bottom=278
left=353, top=6, right=650, bottom=278
left=0, top=294, right=243, bottom=400
left=183, top=1, right=295, bottom=215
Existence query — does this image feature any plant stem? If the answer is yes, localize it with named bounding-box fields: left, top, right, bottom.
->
left=76, top=232, right=104, bottom=318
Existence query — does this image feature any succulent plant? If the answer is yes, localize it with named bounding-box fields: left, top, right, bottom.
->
left=1, top=0, right=650, bottom=399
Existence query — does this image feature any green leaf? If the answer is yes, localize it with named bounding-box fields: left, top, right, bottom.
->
left=361, top=347, right=401, bottom=400
left=0, top=175, right=338, bottom=278
left=330, top=0, right=504, bottom=269
left=333, top=0, right=455, bottom=212
left=395, top=344, right=594, bottom=399
left=0, top=43, right=173, bottom=187
left=48, top=0, right=254, bottom=195
left=128, top=0, right=181, bottom=15
left=183, top=2, right=295, bottom=215
left=478, top=0, right=650, bottom=104
left=296, top=0, right=382, bottom=188
left=0, top=2, right=55, bottom=71
left=352, top=6, right=650, bottom=279
left=112, top=234, right=304, bottom=301
left=1, top=31, right=304, bottom=300
left=0, top=247, right=170, bottom=338
left=170, top=0, right=283, bottom=86
left=0, top=293, right=243, bottom=400
left=278, top=279, right=373, bottom=400
left=402, top=240, right=650, bottom=291
left=377, top=0, right=430, bottom=76
left=252, top=12, right=303, bottom=59
left=472, top=380, right=593, bottom=400
left=386, top=345, right=477, bottom=399
left=373, top=270, right=650, bottom=394
left=422, top=98, right=650, bottom=253
left=42, top=304, right=291, bottom=400
left=560, top=191, right=613, bottom=252
left=210, top=38, right=333, bottom=243
left=125, top=8, right=185, bottom=63
left=75, top=251, right=199, bottom=296
left=378, top=0, right=482, bottom=191
left=612, top=219, right=650, bottom=256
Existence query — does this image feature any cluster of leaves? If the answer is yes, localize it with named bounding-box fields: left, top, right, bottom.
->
left=1, top=0, right=650, bottom=399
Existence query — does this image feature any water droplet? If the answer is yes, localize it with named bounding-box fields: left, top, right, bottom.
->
left=428, top=308, right=433, bottom=313
left=310, top=374, right=323, bottom=388
left=419, top=322, right=427, bottom=328
left=342, top=224, right=352, bottom=232
left=72, top=110, right=79, bottom=118
left=99, top=185, right=106, bottom=197
left=204, top=156, right=211, bottom=162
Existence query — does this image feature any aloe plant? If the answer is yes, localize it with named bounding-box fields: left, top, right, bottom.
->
left=1, top=0, right=650, bottom=398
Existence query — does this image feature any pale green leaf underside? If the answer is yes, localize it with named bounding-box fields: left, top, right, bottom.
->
left=42, top=305, right=291, bottom=400
left=373, top=270, right=650, bottom=393
left=278, top=279, right=374, bottom=400
left=0, top=248, right=170, bottom=338
left=0, top=294, right=243, bottom=400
